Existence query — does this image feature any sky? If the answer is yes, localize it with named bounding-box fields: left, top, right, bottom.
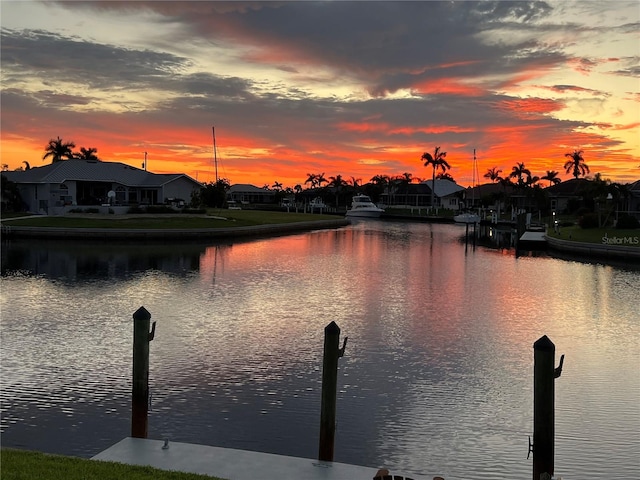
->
left=1, top=1, right=639, bottom=188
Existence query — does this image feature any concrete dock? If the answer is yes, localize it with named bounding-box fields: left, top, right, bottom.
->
left=92, top=437, right=429, bottom=480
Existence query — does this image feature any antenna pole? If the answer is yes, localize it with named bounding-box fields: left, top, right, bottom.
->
left=143, top=151, right=147, bottom=171
left=212, top=126, right=218, bottom=183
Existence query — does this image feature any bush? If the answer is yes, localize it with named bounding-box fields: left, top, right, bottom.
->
left=145, top=205, right=175, bottom=214
left=578, top=212, right=599, bottom=229
left=616, top=214, right=640, bottom=229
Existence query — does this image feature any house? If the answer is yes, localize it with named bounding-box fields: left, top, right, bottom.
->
left=627, top=180, right=640, bottom=218
left=227, top=184, right=276, bottom=205
left=2, top=159, right=202, bottom=214
left=379, top=179, right=464, bottom=209
left=420, top=179, right=465, bottom=209
left=545, top=178, right=591, bottom=213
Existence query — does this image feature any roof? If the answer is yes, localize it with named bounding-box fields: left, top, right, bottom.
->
left=545, top=178, right=590, bottom=196
left=228, top=184, right=273, bottom=194
left=2, top=160, right=201, bottom=188
left=420, top=179, right=465, bottom=197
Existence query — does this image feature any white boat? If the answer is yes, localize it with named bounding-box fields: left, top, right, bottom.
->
left=345, top=194, right=384, bottom=218
left=454, top=212, right=480, bottom=224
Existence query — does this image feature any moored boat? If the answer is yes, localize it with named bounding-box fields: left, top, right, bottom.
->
left=454, top=212, right=480, bottom=224
left=345, top=194, right=384, bottom=218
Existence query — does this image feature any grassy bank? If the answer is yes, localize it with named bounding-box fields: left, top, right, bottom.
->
left=0, top=210, right=337, bottom=229
left=546, top=225, right=640, bottom=247
left=0, top=449, right=224, bottom=480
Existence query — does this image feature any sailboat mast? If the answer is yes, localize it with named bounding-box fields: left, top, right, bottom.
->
left=212, top=126, right=218, bottom=183
left=472, top=148, right=476, bottom=205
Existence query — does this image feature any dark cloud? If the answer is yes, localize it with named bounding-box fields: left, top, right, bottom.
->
left=0, top=28, right=188, bottom=89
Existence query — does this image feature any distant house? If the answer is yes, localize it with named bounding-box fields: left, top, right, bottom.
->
left=545, top=178, right=591, bottom=213
left=2, top=159, right=202, bottom=214
left=227, top=184, right=276, bottom=204
left=380, top=179, right=464, bottom=209
left=421, top=179, right=465, bottom=209
left=628, top=180, right=640, bottom=218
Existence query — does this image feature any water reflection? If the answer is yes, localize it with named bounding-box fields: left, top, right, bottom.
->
left=1, top=221, right=639, bottom=479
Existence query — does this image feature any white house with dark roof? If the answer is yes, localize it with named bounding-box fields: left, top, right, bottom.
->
left=2, top=159, right=202, bottom=214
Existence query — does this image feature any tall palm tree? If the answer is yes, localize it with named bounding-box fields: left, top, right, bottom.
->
left=272, top=181, right=283, bottom=191
left=509, top=162, right=532, bottom=188
left=421, top=146, right=450, bottom=207
left=484, top=167, right=502, bottom=183
left=43, top=137, right=75, bottom=163
left=541, top=170, right=561, bottom=187
left=564, top=150, right=590, bottom=179
left=75, top=147, right=99, bottom=160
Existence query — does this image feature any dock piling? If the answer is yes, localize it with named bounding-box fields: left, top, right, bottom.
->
left=132, top=306, right=155, bottom=438
left=532, top=335, right=563, bottom=480
left=318, top=321, right=347, bottom=462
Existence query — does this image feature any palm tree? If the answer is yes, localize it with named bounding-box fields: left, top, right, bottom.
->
left=272, top=181, right=283, bottom=191
left=22, top=161, right=31, bottom=171
left=484, top=167, right=502, bottom=183
left=304, top=172, right=328, bottom=190
left=370, top=174, right=391, bottom=203
left=541, top=170, right=561, bottom=187
left=328, top=174, right=348, bottom=206
left=43, top=137, right=75, bottom=163
left=304, top=173, right=317, bottom=189
left=564, top=150, right=590, bottom=179
left=349, top=176, right=362, bottom=189
left=75, top=147, right=99, bottom=160
left=436, top=172, right=455, bottom=182
left=421, top=146, right=450, bottom=207
left=509, top=162, right=532, bottom=188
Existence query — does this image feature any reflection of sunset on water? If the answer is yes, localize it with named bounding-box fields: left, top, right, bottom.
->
left=2, top=221, right=638, bottom=479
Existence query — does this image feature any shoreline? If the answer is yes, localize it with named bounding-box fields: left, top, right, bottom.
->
left=1, top=217, right=349, bottom=241
left=545, top=234, right=640, bottom=261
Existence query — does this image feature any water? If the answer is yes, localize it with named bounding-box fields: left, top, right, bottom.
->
left=1, top=220, right=639, bottom=479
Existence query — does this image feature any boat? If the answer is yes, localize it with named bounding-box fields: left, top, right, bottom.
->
left=453, top=212, right=480, bottom=224
left=345, top=194, right=384, bottom=218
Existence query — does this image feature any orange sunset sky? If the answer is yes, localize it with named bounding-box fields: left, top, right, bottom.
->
left=1, top=1, right=639, bottom=188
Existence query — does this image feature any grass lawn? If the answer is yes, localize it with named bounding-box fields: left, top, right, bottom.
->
left=546, top=225, right=640, bottom=247
left=0, top=210, right=338, bottom=229
left=0, top=449, right=225, bottom=480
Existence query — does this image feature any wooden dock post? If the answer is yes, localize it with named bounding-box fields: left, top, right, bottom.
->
left=532, top=335, right=564, bottom=480
left=132, top=306, right=156, bottom=438
left=318, top=321, right=347, bottom=462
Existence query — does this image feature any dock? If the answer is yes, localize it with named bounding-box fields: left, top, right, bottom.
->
left=518, top=230, right=548, bottom=249
left=92, top=437, right=430, bottom=480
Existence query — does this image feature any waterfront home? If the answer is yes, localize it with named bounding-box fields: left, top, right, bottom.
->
left=227, top=184, right=276, bottom=205
left=2, top=159, right=202, bottom=215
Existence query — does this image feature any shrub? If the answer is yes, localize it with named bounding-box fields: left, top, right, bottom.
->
left=145, top=205, right=175, bottom=214
left=578, top=212, right=599, bottom=229
left=616, top=214, right=640, bottom=229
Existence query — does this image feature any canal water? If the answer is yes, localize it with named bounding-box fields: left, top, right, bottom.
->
left=1, top=220, right=639, bottom=479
